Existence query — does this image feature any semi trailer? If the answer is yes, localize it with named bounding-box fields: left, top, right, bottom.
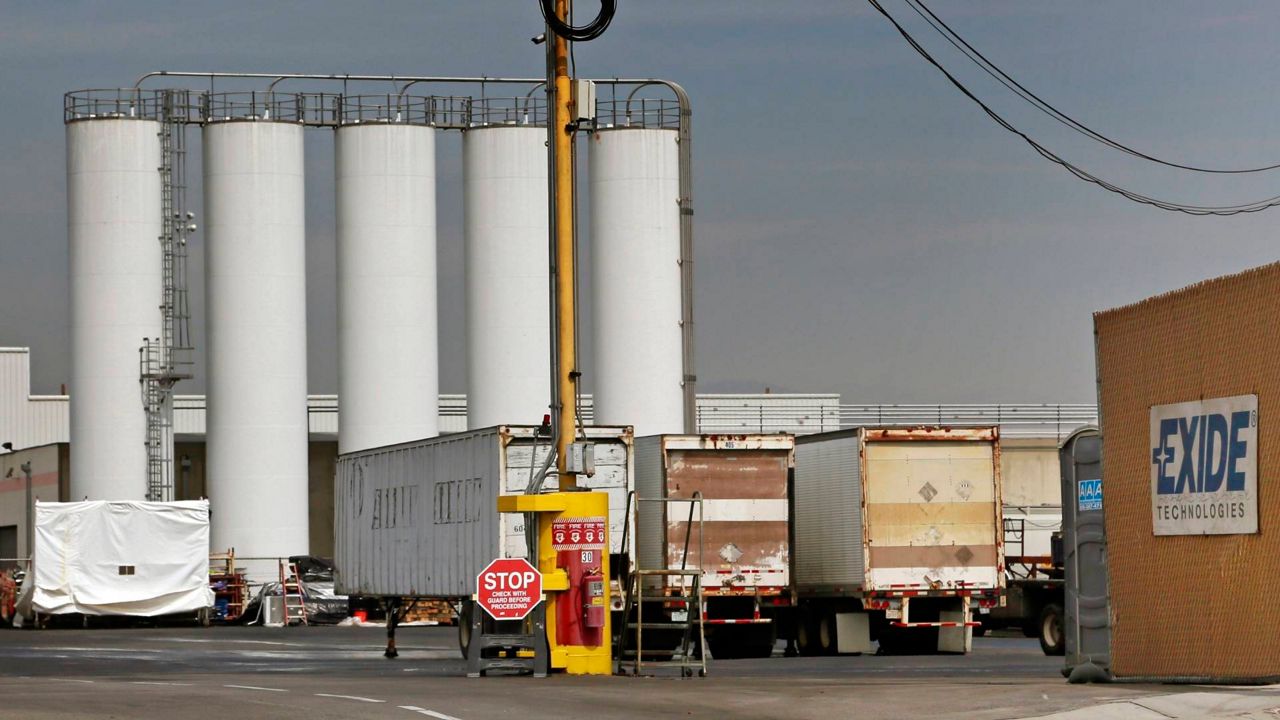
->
left=631, top=434, right=795, bottom=659
left=790, top=427, right=1004, bottom=655
left=333, top=424, right=635, bottom=654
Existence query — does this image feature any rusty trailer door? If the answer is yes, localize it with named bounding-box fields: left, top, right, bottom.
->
left=661, top=435, right=794, bottom=596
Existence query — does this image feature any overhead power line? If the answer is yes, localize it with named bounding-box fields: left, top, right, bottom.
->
left=904, top=0, right=1280, bottom=175
left=868, top=0, right=1280, bottom=215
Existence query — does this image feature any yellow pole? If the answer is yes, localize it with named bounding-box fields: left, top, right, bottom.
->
left=551, top=0, right=578, bottom=491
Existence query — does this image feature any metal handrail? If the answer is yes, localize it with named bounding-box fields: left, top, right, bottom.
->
left=595, top=98, right=680, bottom=130
left=337, top=94, right=435, bottom=125
left=65, top=88, right=173, bottom=122
left=467, top=96, right=549, bottom=127
left=202, top=91, right=339, bottom=124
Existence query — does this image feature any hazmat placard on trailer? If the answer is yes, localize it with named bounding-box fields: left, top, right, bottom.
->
left=1150, top=394, right=1258, bottom=536
left=1078, top=478, right=1102, bottom=512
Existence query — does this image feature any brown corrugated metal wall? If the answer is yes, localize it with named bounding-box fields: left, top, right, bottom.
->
left=1095, top=261, right=1280, bottom=680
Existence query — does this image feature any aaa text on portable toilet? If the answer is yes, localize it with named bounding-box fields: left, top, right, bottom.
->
left=1094, top=261, right=1279, bottom=681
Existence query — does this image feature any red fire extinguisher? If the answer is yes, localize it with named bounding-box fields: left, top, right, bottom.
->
left=583, top=571, right=605, bottom=629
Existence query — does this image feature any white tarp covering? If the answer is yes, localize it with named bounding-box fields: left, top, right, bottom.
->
left=23, top=500, right=214, bottom=616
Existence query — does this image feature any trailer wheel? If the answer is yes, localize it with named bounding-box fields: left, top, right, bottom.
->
left=817, top=612, right=838, bottom=655
left=747, top=623, right=778, bottom=658
left=876, top=626, right=903, bottom=655
left=1038, top=603, right=1064, bottom=656
left=729, top=624, right=777, bottom=659
left=795, top=609, right=819, bottom=656
left=706, top=635, right=739, bottom=660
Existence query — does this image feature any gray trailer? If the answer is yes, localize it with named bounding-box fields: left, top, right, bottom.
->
left=334, top=425, right=634, bottom=648
left=791, top=427, right=1004, bottom=655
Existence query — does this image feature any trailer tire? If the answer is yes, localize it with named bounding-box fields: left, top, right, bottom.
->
left=876, top=626, right=903, bottom=655
left=707, top=635, right=740, bottom=660
left=818, top=612, right=838, bottom=655
left=795, top=609, right=820, bottom=656
left=744, top=624, right=777, bottom=658
left=1038, top=603, right=1065, bottom=656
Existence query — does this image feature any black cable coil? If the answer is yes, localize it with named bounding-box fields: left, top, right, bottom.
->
left=540, top=0, right=616, bottom=42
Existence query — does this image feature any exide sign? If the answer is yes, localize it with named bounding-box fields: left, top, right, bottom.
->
left=1150, top=394, right=1258, bottom=536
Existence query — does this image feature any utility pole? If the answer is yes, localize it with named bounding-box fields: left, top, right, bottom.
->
left=21, top=461, right=32, bottom=564
left=489, top=0, right=616, bottom=676
left=548, top=0, right=578, bottom=490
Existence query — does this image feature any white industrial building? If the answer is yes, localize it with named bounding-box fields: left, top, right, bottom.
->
left=0, top=346, right=1095, bottom=565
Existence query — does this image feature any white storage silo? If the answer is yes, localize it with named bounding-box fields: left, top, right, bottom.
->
left=589, top=128, right=684, bottom=436
left=463, top=125, right=550, bottom=429
left=202, top=103, right=309, bottom=560
left=335, top=107, right=439, bottom=453
left=66, top=109, right=163, bottom=500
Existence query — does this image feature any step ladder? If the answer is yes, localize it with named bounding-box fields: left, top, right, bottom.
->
left=615, top=492, right=707, bottom=677
left=278, top=560, right=308, bottom=626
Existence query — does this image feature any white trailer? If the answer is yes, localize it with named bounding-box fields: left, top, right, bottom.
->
left=791, top=427, right=1004, bottom=655
left=333, top=425, right=634, bottom=650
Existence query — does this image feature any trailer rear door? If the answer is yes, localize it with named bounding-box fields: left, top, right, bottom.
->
left=862, top=432, right=1001, bottom=592
left=663, top=436, right=794, bottom=594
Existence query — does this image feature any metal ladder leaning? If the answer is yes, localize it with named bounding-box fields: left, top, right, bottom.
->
left=278, top=560, right=308, bottom=626
left=615, top=491, right=707, bottom=677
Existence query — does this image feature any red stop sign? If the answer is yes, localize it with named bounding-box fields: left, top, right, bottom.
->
left=476, top=557, right=542, bottom=621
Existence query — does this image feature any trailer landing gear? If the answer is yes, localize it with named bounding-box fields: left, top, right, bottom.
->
left=384, top=597, right=400, bottom=659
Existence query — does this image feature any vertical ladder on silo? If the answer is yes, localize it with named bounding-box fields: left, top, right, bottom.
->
left=141, top=89, right=194, bottom=502
left=139, top=339, right=171, bottom=502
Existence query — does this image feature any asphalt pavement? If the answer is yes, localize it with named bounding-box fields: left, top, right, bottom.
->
left=0, top=626, right=1264, bottom=719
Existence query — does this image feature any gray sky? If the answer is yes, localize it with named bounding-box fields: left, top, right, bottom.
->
left=1, top=1, right=1277, bottom=403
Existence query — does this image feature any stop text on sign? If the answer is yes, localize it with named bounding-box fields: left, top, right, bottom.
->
left=482, top=570, right=539, bottom=591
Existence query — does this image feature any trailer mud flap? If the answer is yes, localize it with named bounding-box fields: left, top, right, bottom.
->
left=836, top=613, right=873, bottom=654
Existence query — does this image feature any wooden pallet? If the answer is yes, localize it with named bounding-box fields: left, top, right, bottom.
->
left=402, top=599, right=456, bottom=625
